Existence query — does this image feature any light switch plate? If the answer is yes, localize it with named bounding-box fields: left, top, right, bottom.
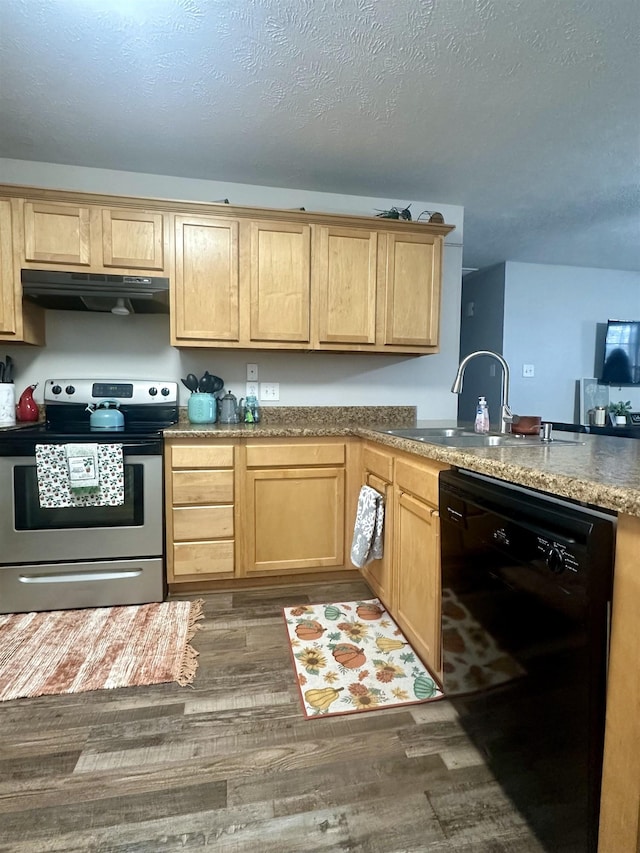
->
left=260, top=382, right=279, bottom=401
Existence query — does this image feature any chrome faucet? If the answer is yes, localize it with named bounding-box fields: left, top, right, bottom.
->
left=451, top=350, right=515, bottom=433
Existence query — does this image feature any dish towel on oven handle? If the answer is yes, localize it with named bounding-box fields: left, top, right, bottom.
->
left=65, top=444, right=100, bottom=494
left=350, top=484, right=385, bottom=568
left=35, top=444, right=125, bottom=508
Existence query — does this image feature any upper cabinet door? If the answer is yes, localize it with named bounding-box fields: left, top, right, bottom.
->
left=246, top=220, right=311, bottom=343
left=313, top=225, right=378, bottom=346
left=383, top=232, right=442, bottom=348
left=173, top=215, right=240, bottom=342
left=101, top=209, right=165, bottom=270
left=0, top=199, right=16, bottom=335
left=23, top=201, right=91, bottom=265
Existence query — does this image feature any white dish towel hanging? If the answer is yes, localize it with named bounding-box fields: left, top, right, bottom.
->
left=350, top=484, right=385, bottom=568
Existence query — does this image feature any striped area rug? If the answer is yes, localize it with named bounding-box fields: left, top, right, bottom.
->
left=0, top=599, right=203, bottom=702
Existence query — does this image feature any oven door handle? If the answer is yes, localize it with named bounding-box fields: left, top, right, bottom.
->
left=19, top=568, right=144, bottom=583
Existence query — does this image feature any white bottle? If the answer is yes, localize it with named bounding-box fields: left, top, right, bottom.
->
left=475, top=396, right=490, bottom=433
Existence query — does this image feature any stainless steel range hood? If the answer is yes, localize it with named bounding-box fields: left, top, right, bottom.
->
left=21, top=269, right=170, bottom=314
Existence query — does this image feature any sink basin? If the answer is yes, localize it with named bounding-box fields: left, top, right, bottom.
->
left=387, top=427, right=475, bottom=439
left=385, top=428, right=583, bottom=448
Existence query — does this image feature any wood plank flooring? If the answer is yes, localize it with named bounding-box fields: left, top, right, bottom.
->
left=0, top=580, right=548, bottom=852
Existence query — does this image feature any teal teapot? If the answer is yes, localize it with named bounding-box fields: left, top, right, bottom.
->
left=86, top=400, right=125, bottom=431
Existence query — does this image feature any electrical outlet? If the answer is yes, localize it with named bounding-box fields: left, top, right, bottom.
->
left=260, top=382, right=280, bottom=401
left=246, top=363, right=258, bottom=381
left=245, top=381, right=259, bottom=398
left=522, top=364, right=535, bottom=378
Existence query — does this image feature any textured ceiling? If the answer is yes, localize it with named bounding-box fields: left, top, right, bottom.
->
left=1, top=0, right=639, bottom=272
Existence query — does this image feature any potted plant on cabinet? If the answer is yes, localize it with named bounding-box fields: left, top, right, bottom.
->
left=608, top=400, right=632, bottom=425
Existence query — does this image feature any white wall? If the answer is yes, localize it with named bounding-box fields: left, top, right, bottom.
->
left=503, top=262, right=640, bottom=421
left=1, top=159, right=464, bottom=417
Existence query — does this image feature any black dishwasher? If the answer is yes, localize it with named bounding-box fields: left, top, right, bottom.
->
left=439, top=469, right=615, bottom=853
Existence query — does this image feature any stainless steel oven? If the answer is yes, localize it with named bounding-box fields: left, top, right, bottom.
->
left=0, top=378, right=178, bottom=613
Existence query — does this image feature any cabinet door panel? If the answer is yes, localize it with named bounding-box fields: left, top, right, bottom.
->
left=314, top=225, right=377, bottom=344
left=394, top=491, right=441, bottom=674
left=248, top=221, right=310, bottom=342
left=24, top=201, right=91, bottom=265
left=102, top=209, right=165, bottom=270
left=0, top=200, right=16, bottom=335
left=246, top=467, right=345, bottom=573
left=384, top=233, right=441, bottom=347
left=358, top=472, right=393, bottom=608
left=174, top=215, right=239, bottom=341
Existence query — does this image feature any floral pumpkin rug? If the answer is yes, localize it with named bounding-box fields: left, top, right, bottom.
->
left=283, top=598, right=443, bottom=718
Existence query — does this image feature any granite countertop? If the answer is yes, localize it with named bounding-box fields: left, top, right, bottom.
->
left=164, top=408, right=640, bottom=518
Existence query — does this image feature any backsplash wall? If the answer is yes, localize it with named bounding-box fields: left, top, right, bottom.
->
left=1, top=159, right=464, bottom=419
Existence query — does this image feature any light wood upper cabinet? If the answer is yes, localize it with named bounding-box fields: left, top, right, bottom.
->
left=101, top=209, right=165, bottom=270
left=313, top=224, right=378, bottom=346
left=172, top=214, right=240, bottom=344
left=383, top=231, right=442, bottom=348
left=22, top=200, right=167, bottom=274
left=244, top=219, right=311, bottom=344
left=0, top=199, right=45, bottom=344
left=24, top=201, right=91, bottom=266
left=311, top=224, right=445, bottom=353
left=0, top=199, right=17, bottom=335
left=0, top=183, right=455, bottom=353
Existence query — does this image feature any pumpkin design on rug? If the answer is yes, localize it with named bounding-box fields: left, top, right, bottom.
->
left=283, top=598, right=443, bottom=718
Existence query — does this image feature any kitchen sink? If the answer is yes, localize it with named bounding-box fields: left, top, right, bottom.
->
left=384, top=428, right=583, bottom=448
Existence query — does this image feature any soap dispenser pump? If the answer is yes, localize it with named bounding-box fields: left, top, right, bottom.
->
left=474, top=396, right=490, bottom=434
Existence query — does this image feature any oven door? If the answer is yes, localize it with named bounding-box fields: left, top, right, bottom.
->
left=0, top=443, right=163, bottom=566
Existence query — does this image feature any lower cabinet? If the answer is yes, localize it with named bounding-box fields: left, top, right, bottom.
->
left=356, top=445, right=448, bottom=677
left=242, top=439, right=348, bottom=577
left=165, top=441, right=236, bottom=583
left=358, top=442, right=394, bottom=608
left=165, top=436, right=358, bottom=589
left=393, top=456, right=447, bottom=677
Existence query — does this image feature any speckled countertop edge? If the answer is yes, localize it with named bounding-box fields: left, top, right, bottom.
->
left=164, top=409, right=640, bottom=517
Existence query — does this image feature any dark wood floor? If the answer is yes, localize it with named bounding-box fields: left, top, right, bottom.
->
left=0, top=580, right=548, bottom=852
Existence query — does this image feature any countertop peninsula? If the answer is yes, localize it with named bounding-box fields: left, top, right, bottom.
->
left=164, top=407, right=640, bottom=518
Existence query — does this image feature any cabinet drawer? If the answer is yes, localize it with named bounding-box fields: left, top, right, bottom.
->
left=363, top=444, right=393, bottom=482
left=172, top=469, right=234, bottom=505
left=173, top=541, right=234, bottom=576
left=395, top=457, right=448, bottom=507
left=172, top=505, right=234, bottom=541
left=171, top=444, right=234, bottom=468
left=246, top=442, right=345, bottom=468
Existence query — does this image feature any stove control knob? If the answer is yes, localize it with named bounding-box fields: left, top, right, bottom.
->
left=65, top=385, right=75, bottom=396
left=546, top=547, right=565, bottom=574
left=148, top=387, right=158, bottom=396
left=51, top=384, right=62, bottom=395
left=161, top=386, right=170, bottom=396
